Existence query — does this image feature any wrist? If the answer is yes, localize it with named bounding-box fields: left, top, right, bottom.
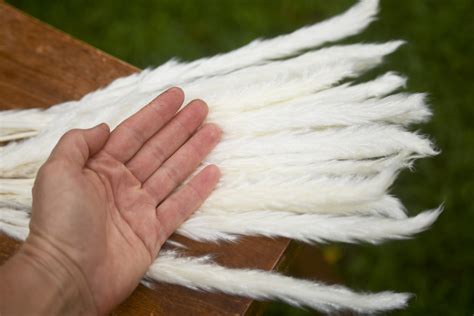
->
left=0, top=235, right=97, bottom=315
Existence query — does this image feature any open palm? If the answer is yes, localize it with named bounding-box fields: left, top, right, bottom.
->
left=27, top=88, right=221, bottom=314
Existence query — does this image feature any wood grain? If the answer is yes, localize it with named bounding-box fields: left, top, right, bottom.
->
left=0, top=3, right=336, bottom=315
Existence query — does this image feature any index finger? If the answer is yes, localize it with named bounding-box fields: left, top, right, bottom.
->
left=103, top=87, right=185, bottom=162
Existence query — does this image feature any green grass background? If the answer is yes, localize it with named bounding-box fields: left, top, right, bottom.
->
left=6, top=0, right=474, bottom=314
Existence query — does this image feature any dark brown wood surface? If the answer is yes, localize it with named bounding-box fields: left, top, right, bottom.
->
left=0, top=3, right=336, bottom=315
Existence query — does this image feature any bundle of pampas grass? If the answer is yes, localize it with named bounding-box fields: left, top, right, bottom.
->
left=0, top=0, right=441, bottom=313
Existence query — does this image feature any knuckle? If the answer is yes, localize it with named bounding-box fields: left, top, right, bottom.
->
left=122, top=123, right=145, bottom=144
left=175, top=118, right=193, bottom=139
left=162, top=165, right=181, bottom=185
left=149, top=143, right=166, bottom=162
left=187, top=184, right=204, bottom=204
left=168, top=197, right=182, bottom=214
left=187, top=139, right=203, bottom=157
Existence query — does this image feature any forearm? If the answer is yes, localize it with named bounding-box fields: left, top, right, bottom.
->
left=0, top=240, right=96, bottom=315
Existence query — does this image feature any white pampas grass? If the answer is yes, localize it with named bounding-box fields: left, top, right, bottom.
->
left=208, top=125, right=436, bottom=163
left=215, top=92, right=430, bottom=137
left=0, top=0, right=381, bottom=142
left=138, top=0, right=380, bottom=89
left=0, top=0, right=441, bottom=313
left=178, top=208, right=442, bottom=244
left=0, top=42, right=403, bottom=175
left=0, top=208, right=30, bottom=240
left=146, top=251, right=411, bottom=314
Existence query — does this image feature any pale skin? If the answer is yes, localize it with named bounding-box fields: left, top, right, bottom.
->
left=0, top=87, right=222, bottom=315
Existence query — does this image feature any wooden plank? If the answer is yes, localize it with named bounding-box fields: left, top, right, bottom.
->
left=0, top=3, right=296, bottom=315
left=0, top=3, right=135, bottom=108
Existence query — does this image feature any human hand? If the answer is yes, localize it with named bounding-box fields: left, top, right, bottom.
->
left=0, top=88, right=221, bottom=315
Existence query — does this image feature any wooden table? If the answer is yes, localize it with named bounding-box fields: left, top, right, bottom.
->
left=0, top=3, right=337, bottom=315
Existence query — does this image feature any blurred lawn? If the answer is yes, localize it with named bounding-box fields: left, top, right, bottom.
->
left=7, top=0, right=474, bottom=315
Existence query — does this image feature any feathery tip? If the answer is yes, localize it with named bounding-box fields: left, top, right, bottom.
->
left=375, top=291, right=412, bottom=310
left=352, top=0, right=379, bottom=14
left=408, top=206, right=443, bottom=234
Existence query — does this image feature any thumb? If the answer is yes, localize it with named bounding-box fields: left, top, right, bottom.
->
left=49, top=123, right=110, bottom=167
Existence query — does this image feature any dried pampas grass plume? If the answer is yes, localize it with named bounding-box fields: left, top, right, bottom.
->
left=0, top=0, right=440, bottom=313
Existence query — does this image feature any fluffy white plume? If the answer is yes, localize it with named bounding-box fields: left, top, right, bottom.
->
left=0, top=42, right=403, bottom=177
left=216, top=92, right=430, bottom=137
left=138, top=0, right=380, bottom=90
left=202, top=169, right=399, bottom=214
left=0, top=208, right=30, bottom=240
left=217, top=153, right=412, bottom=178
left=146, top=251, right=411, bottom=314
left=0, top=0, right=380, bottom=142
left=179, top=208, right=442, bottom=243
left=0, top=69, right=406, bottom=143
left=208, top=125, right=436, bottom=163
left=0, top=0, right=441, bottom=313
